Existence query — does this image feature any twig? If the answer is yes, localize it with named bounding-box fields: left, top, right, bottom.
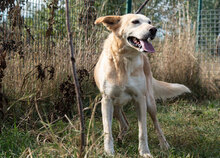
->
left=65, top=0, right=85, bottom=157
left=24, top=25, right=34, bottom=41
left=135, top=0, right=150, bottom=14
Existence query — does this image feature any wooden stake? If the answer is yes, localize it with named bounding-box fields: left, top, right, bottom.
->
left=65, top=0, right=85, bottom=157
left=135, top=0, right=150, bottom=14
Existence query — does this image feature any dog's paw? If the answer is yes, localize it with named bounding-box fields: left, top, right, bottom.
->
left=159, top=140, right=170, bottom=150
left=139, top=146, right=152, bottom=158
left=104, top=140, right=114, bottom=156
left=104, top=148, right=114, bottom=156
left=117, top=127, right=129, bottom=142
left=140, top=153, right=153, bottom=158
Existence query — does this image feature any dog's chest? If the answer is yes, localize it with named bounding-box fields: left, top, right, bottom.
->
left=104, top=56, right=146, bottom=106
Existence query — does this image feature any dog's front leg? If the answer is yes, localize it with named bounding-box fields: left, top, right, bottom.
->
left=147, top=94, right=170, bottom=150
left=101, top=96, right=114, bottom=155
left=136, top=95, right=152, bottom=158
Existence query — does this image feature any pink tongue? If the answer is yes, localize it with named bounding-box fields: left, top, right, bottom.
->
left=140, top=40, right=155, bottom=53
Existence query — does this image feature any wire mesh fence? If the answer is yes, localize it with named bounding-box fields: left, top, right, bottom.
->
left=197, top=9, right=220, bottom=89
left=198, top=9, right=220, bottom=56
left=0, top=0, right=126, bottom=55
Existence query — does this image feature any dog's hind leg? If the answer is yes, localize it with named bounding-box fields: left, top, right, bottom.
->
left=147, top=95, right=170, bottom=150
left=114, top=106, right=129, bottom=142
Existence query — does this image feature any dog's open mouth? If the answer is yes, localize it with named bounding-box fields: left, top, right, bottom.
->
left=127, top=36, right=155, bottom=53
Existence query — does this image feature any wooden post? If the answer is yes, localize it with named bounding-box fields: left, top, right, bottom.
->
left=65, top=0, right=85, bottom=157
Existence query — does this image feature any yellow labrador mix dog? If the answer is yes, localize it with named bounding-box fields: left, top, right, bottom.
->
left=94, top=14, right=190, bottom=157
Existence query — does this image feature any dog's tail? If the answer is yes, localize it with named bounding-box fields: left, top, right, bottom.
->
left=152, top=78, right=191, bottom=99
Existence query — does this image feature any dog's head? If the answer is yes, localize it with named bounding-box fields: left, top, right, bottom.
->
left=95, top=14, right=157, bottom=53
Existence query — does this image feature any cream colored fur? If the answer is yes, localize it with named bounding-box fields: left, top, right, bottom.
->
left=94, top=14, right=190, bottom=158
left=153, top=78, right=190, bottom=99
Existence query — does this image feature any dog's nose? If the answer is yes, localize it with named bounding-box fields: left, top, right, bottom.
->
left=149, top=27, right=157, bottom=36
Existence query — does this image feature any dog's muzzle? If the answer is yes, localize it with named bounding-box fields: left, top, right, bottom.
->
left=127, top=27, right=157, bottom=53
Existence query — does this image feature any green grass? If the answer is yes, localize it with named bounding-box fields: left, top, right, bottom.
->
left=0, top=99, right=219, bottom=158
left=0, top=122, right=36, bottom=157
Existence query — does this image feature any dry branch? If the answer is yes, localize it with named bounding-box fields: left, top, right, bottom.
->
left=65, top=0, right=85, bottom=157
left=0, top=47, right=6, bottom=121
left=135, top=0, right=150, bottom=14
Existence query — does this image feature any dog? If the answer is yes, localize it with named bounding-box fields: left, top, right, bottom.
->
left=94, top=14, right=190, bottom=157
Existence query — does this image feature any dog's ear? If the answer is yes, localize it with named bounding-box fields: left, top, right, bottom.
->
left=94, top=16, right=121, bottom=32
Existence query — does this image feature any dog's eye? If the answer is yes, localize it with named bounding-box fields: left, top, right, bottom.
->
left=148, top=21, right=151, bottom=24
left=132, top=20, right=140, bottom=24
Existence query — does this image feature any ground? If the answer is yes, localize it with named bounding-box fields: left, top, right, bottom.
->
left=0, top=99, right=219, bottom=157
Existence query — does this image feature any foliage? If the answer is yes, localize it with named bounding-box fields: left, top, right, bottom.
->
left=0, top=0, right=27, bottom=12
left=133, top=0, right=220, bottom=30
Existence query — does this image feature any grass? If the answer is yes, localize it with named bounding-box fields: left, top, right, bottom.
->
left=0, top=123, right=36, bottom=157
left=0, top=99, right=219, bottom=158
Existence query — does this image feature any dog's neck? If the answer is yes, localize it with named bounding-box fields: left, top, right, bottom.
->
left=104, top=33, right=143, bottom=85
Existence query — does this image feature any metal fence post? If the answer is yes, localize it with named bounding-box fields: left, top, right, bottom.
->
left=126, top=0, right=132, bottom=13
left=196, top=0, right=202, bottom=52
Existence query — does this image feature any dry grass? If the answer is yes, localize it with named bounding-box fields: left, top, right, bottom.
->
left=149, top=4, right=219, bottom=99
left=2, top=2, right=219, bottom=100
